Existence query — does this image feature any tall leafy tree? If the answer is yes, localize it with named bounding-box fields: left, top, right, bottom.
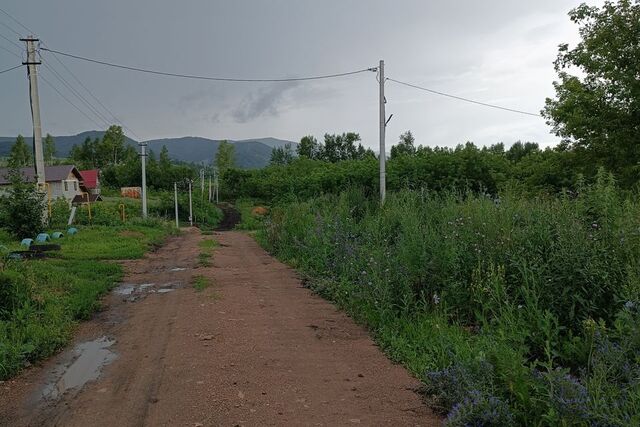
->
left=100, top=125, right=126, bottom=165
left=270, top=143, right=295, bottom=165
left=44, top=133, right=56, bottom=165
left=390, top=131, right=416, bottom=159
left=8, top=135, right=31, bottom=168
left=215, top=140, right=235, bottom=172
left=297, top=135, right=319, bottom=159
left=543, top=0, right=640, bottom=183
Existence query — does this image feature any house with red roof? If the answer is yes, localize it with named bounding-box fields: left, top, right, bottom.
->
left=0, top=165, right=102, bottom=204
left=79, top=169, right=100, bottom=195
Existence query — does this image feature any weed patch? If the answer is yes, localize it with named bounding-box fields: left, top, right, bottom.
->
left=193, top=275, right=212, bottom=292
left=260, top=172, right=640, bottom=425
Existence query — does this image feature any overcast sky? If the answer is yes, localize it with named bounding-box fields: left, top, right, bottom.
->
left=0, top=0, right=602, bottom=149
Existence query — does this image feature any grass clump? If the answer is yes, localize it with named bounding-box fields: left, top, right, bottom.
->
left=259, top=170, right=640, bottom=426
left=193, top=275, right=212, bottom=292
left=197, top=235, right=217, bottom=267
left=0, top=223, right=173, bottom=380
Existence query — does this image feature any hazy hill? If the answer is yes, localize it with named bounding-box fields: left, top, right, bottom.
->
left=0, top=132, right=296, bottom=169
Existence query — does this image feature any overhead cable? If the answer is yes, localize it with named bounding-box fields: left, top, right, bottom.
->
left=387, top=77, right=541, bottom=117
left=0, top=63, right=21, bottom=74
left=41, top=47, right=376, bottom=82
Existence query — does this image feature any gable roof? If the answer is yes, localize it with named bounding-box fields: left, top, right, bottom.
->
left=79, top=169, right=99, bottom=189
left=0, top=165, right=84, bottom=186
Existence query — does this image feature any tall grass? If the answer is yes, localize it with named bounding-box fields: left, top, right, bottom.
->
left=260, top=170, right=640, bottom=425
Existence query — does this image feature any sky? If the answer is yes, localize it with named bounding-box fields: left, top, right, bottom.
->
left=0, top=0, right=603, bottom=150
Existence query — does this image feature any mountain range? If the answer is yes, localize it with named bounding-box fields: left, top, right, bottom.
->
left=0, top=132, right=296, bottom=169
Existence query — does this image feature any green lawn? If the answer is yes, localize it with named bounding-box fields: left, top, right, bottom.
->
left=0, top=222, right=175, bottom=380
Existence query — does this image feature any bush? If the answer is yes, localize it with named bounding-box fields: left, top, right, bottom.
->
left=260, top=171, right=640, bottom=424
left=0, top=168, right=47, bottom=239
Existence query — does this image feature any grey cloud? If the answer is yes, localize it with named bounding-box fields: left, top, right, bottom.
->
left=231, top=82, right=298, bottom=123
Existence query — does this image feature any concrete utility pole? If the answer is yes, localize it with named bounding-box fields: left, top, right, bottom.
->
left=200, top=169, right=205, bottom=198
left=139, top=142, right=148, bottom=218
left=213, top=167, right=219, bottom=203
left=188, top=180, right=193, bottom=227
left=379, top=59, right=386, bottom=204
left=174, top=182, right=179, bottom=228
left=21, top=37, right=45, bottom=187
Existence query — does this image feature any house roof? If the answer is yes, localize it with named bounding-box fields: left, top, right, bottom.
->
left=79, top=169, right=99, bottom=189
left=0, top=165, right=84, bottom=186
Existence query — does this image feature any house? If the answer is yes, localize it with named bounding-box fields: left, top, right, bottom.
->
left=79, top=169, right=101, bottom=196
left=0, top=165, right=102, bottom=205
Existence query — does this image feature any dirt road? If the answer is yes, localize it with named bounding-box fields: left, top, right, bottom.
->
left=0, top=228, right=438, bottom=426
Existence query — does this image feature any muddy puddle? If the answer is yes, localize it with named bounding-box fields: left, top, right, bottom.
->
left=113, top=281, right=183, bottom=301
left=41, top=336, right=116, bottom=401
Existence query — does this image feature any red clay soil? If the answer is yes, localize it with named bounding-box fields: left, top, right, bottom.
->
left=0, top=229, right=440, bottom=426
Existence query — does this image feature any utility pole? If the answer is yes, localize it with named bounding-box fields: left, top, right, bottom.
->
left=174, top=182, right=179, bottom=228
left=378, top=59, right=386, bottom=204
left=213, top=167, right=219, bottom=203
left=139, top=142, right=148, bottom=218
left=188, top=180, right=193, bottom=227
left=21, top=37, right=46, bottom=188
left=200, top=168, right=205, bottom=199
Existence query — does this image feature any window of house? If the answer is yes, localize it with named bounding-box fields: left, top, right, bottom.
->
left=64, top=181, right=68, bottom=191
left=74, top=181, right=78, bottom=191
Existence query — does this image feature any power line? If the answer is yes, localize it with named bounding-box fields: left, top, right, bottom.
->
left=41, top=61, right=112, bottom=128
left=0, top=7, right=35, bottom=35
left=0, top=64, right=21, bottom=74
left=0, top=42, right=21, bottom=59
left=39, top=72, right=106, bottom=130
left=41, top=47, right=143, bottom=140
left=0, top=31, right=22, bottom=52
left=41, top=47, right=376, bottom=82
left=386, top=77, right=541, bottom=117
left=0, top=19, right=21, bottom=37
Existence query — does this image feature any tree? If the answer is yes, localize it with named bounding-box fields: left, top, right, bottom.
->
left=506, top=141, right=540, bottom=162
left=0, top=167, right=46, bottom=238
left=297, top=135, right=319, bottom=159
left=215, top=140, right=235, bottom=172
left=390, top=131, right=416, bottom=159
left=543, top=0, right=640, bottom=183
left=8, top=135, right=31, bottom=168
left=44, top=133, right=56, bottom=165
left=270, top=143, right=295, bottom=165
left=100, top=125, right=126, bottom=165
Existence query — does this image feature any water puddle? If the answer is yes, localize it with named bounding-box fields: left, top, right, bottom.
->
left=113, top=282, right=182, bottom=301
left=42, top=336, right=116, bottom=400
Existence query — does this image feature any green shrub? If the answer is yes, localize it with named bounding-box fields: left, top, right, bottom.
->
left=261, top=171, right=640, bottom=424
left=0, top=168, right=47, bottom=239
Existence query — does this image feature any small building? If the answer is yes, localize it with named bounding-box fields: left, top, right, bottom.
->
left=79, top=169, right=101, bottom=196
left=0, top=165, right=101, bottom=205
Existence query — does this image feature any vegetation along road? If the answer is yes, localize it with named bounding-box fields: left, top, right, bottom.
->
left=0, top=221, right=438, bottom=426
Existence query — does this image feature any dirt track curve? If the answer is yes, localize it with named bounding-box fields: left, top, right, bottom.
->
left=0, top=227, right=439, bottom=426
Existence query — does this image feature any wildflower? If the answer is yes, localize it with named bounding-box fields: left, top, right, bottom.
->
left=433, top=293, right=441, bottom=305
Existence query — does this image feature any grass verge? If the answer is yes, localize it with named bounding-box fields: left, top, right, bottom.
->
left=258, top=175, right=640, bottom=426
left=0, top=222, right=175, bottom=380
